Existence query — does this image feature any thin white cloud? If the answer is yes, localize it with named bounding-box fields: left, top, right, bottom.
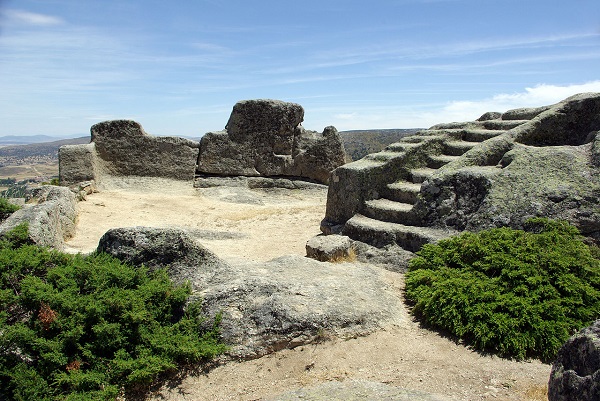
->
left=441, top=81, right=600, bottom=120
left=318, top=82, right=600, bottom=130
left=4, top=9, right=64, bottom=26
left=309, top=32, right=600, bottom=69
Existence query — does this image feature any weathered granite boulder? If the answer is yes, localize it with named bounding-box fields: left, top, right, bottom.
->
left=0, top=185, right=77, bottom=249
left=59, top=120, right=200, bottom=186
left=477, top=111, right=502, bottom=121
left=98, top=227, right=403, bottom=359
left=92, top=120, right=200, bottom=180
left=97, top=227, right=228, bottom=286
left=197, top=99, right=345, bottom=184
left=548, top=320, right=600, bottom=401
left=306, top=234, right=354, bottom=262
left=306, top=234, right=414, bottom=272
left=58, top=143, right=98, bottom=185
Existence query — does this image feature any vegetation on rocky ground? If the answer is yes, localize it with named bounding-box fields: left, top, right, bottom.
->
left=0, top=224, right=226, bottom=401
left=405, top=218, right=600, bottom=362
left=0, top=197, right=20, bottom=221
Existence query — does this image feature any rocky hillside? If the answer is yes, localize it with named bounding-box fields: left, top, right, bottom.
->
left=0, top=136, right=89, bottom=162
left=340, top=129, right=421, bottom=161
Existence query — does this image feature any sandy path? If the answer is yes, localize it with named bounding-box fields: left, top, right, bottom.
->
left=65, top=178, right=551, bottom=401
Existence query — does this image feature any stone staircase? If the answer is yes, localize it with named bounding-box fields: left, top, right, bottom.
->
left=335, top=115, right=535, bottom=253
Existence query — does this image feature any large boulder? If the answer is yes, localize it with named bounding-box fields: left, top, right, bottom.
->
left=0, top=185, right=77, bottom=249
left=91, top=120, right=200, bottom=181
left=97, top=227, right=228, bottom=286
left=197, top=99, right=345, bottom=184
left=59, top=120, right=200, bottom=186
left=59, top=142, right=99, bottom=186
left=97, top=227, right=403, bottom=359
left=548, top=320, right=600, bottom=401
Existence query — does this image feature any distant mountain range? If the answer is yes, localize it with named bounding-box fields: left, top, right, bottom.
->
left=0, top=135, right=87, bottom=146
left=0, top=137, right=90, bottom=159
left=0, top=129, right=423, bottom=163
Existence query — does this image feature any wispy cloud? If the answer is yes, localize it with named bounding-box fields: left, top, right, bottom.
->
left=308, top=32, right=600, bottom=69
left=316, top=81, right=600, bottom=130
left=440, top=81, right=600, bottom=119
left=3, top=9, right=64, bottom=26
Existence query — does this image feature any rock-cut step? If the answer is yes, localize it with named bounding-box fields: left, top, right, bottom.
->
left=343, top=214, right=458, bottom=252
left=364, top=198, right=417, bottom=225
left=428, top=154, right=461, bottom=169
left=386, top=181, right=421, bottom=204
left=410, top=167, right=437, bottom=184
left=443, top=140, right=479, bottom=156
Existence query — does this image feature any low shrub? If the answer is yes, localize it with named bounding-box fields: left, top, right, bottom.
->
left=405, top=218, right=600, bottom=361
left=0, top=224, right=226, bottom=400
left=0, top=197, right=20, bottom=221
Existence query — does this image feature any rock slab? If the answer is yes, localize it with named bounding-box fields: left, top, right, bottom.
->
left=97, top=227, right=403, bottom=359
left=0, top=185, right=77, bottom=249
left=197, top=99, right=345, bottom=184
left=548, top=319, right=600, bottom=401
left=265, top=380, right=451, bottom=401
left=59, top=120, right=200, bottom=185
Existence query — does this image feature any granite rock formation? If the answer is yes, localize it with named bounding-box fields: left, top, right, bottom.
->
left=59, top=120, right=200, bottom=186
left=548, top=319, right=600, bottom=401
left=0, top=185, right=77, bottom=249
left=317, top=93, right=600, bottom=261
left=197, top=99, right=345, bottom=184
left=98, top=227, right=403, bottom=359
left=59, top=101, right=344, bottom=187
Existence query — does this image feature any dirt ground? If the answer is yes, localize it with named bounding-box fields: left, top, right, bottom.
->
left=65, top=178, right=551, bottom=401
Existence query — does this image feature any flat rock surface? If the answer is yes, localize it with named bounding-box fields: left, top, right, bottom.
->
left=264, top=380, right=452, bottom=401
left=64, top=177, right=550, bottom=401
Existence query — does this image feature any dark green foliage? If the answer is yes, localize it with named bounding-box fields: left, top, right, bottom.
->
left=0, top=197, right=20, bottom=221
left=405, top=218, right=600, bottom=361
left=0, top=224, right=226, bottom=400
left=1, top=184, right=28, bottom=199
left=0, top=178, right=17, bottom=186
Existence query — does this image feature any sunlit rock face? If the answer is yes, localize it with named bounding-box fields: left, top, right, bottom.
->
left=197, top=99, right=346, bottom=184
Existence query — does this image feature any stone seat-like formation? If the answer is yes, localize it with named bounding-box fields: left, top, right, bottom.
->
left=197, top=99, right=346, bottom=184
left=59, top=100, right=345, bottom=187
left=319, top=93, right=600, bottom=257
left=59, top=120, right=200, bottom=186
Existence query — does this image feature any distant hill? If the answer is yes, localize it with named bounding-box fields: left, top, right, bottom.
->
left=340, top=129, right=422, bottom=161
left=0, top=137, right=90, bottom=159
left=0, top=135, right=86, bottom=146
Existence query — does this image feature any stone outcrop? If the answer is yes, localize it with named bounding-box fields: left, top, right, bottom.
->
left=59, top=100, right=344, bottom=187
left=58, top=143, right=99, bottom=185
left=318, top=93, right=600, bottom=259
left=548, top=319, right=600, bottom=401
left=59, top=120, right=200, bottom=186
left=97, top=227, right=228, bottom=286
left=97, top=227, right=403, bottom=359
left=197, top=99, right=345, bottom=184
left=0, top=185, right=77, bottom=249
left=305, top=234, right=354, bottom=262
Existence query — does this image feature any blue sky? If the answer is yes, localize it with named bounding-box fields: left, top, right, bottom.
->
left=0, top=0, right=599, bottom=137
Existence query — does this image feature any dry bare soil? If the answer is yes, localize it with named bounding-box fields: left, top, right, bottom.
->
left=65, top=178, right=550, bottom=401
